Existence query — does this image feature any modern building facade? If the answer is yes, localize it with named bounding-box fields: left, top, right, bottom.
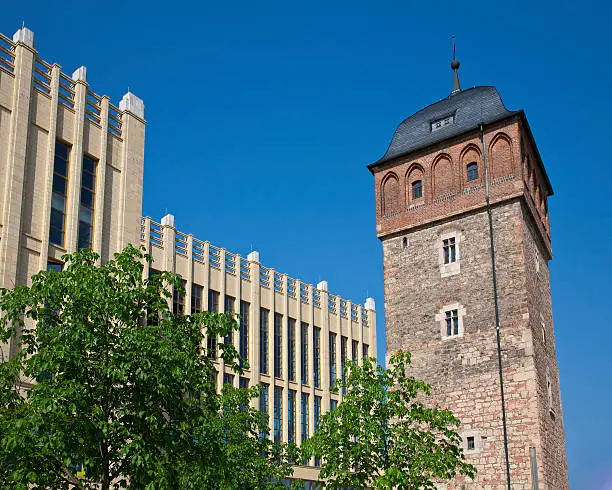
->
left=0, top=27, right=376, bottom=484
left=370, top=60, right=568, bottom=488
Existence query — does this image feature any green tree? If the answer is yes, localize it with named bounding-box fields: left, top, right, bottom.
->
left=303, top=351, right=476, bottom=489
left=0, top=246, right=297, bottom=489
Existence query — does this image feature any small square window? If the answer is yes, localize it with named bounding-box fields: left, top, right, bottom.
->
left=402, top=237, right=408, bottom=249
left=467, top=436, right=475, bottom=450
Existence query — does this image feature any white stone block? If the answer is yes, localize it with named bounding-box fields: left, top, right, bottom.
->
left=317, top=280, right=328, bottom=291
left=120, top=92, right=145, bottom=119
left=12, top=27, right=34, bottom=48
left=365, top=297, right=376, bottom=310
left=161, top=214, right=175, bottom=227
left=247, top=251, right=260, bottom=262
left=71, top=66, right=87, bottom=82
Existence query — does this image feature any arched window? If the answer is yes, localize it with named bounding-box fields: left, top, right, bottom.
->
left=412, top=180, right=423, bottom=200
left=467, top=162, right=479, bottom=182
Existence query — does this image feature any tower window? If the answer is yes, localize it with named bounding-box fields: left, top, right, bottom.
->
left=467, top=162, right=479, bottom=182
left=412, top=180, right=423, bottom=200
left=78, top=155, right=97, bottom=249
left=446, top=309, right=459, bottom=337
left=402, top=236, right=408, bottom=249
left=50, top=141, right=70, bottom=247
left=467, top=436, right=475, bottom=450
left=541, top=323, right=546, bottom=346
left=443, top=237, right=456, bottom=264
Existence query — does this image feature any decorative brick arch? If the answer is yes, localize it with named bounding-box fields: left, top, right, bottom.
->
left=432, top=154, right=455, bottom=198
left=381, top=172, right=401, bottom=216
left=489, top=132, right=514, bottom=180
left=405, top=163, right=425, bottom=203
left=460, top=144, right=482, bottom=187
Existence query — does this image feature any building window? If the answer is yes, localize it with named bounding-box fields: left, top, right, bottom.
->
left=467, top=436, right=475, bottom=450
left=208, top=290, right=219, bottom=313
left=50, top=141, right=70, bottom=247
left=341, top=336, right=347, bottom=393
left=541, top=322, right=547, bottom=346
left=288, top=389, right=296, bottom=444
left=224, top=295, right=235, bottom=344
left=362, top=343, right=369, bottom=359
left=314, top=395, right=322, bottom=467
left=191, top=284, right=203, bottom=313
left=288, top=318, right=296, bottom=382
left=173, top=280, right=186, bottom=315
left=313, top=327, right=321, bottom=388
left=239, top=301, right=249, bottom=367
left=446, top=309, right=459, bottom=337
left=301, top=322, right=309, bottom=385
left=78, top=155, right=97, bottom=249
left=260, top=309, right=269, bottom=374
left=223, top=373, right=234, bottom=386
left=274, top=313, right=283, bottom=378
left=352, top=340, right=358, bottom=363
left=47, top=261, right=63, bottom=272
left=329, top=332, right=337, bottom=386
left=412, top=180, right=423, bottom=200
left=274, top=387, right=283, bottom=443
left=259, top=383, right=269, bottom=414
left=402, top=236, right=408, bottom=248
left=239, top=377, right=249, bottom=389
left=301, top=393, right=309, bottom=442
left=443, top=237, right=456, bottom=264
left=467, top=162, right=479, bottom=182
left=330, top=399, right=338, bottom=411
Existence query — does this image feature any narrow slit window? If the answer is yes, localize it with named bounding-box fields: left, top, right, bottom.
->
left=50, top=141, right=70, bottom=247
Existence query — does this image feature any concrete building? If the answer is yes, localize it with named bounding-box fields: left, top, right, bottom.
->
left=369, top=57, right=568, bottom=488
left=0, top=27, right=375, bottom=484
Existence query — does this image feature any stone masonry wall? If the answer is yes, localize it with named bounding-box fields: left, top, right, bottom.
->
left=383, top=199, right=568, bottom=489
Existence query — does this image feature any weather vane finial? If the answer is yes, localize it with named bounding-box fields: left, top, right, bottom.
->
left=451, top=35, right=461, bottom=95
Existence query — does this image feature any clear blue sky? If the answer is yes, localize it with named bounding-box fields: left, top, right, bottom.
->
left=3, top=1, right=610, bottom=487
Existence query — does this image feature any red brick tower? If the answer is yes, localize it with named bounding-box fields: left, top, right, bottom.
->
left=369, top=57, right=569, bottom=488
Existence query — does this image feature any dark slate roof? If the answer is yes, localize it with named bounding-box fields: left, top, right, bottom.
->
left=370, top=86, right=520, bottom=168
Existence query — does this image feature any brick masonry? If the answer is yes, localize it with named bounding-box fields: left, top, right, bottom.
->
left=374, top=117, right=569, bottom=488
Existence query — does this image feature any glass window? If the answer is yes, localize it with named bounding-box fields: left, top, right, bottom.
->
left=352, top=340, right=358, bottom=363
left=223, top=373, right=234, bottom=386
left=239, top=377, right=249, bottom=389
left=341, top=336, right=347, bottom=393
left=288, top=389, right=296, bottom=444
left=224, top=295, right=235, bottom=344
left=50, top=141, right=70, bottom=247
left=412, top=180, right=423, bottom=200
left=467, top=162, right=479, bottom=181
left=288, top=318, right=296, bottom=381
left=78, top=154, right=97, bottom=249
left=260, top=309, right=269, bottom=374
left=239, top=301, right=249, bottom=367
left=274, top=387, right=283, bottom=443
left=443, top=237, right=457, bottom=264
left=46, top=261, right=63, bottom=272
left=274, top=313, right=283, bottom=378
left=173, top=280, right=186, bottom=315
left=191, top=284, right=203, bottom=313
left=314, top=395, right=322, bottom=467
left=301, top=393, right=309, bottom=443
left=362, top=343, right=369, bottom=359
left=467, top=436, right=475, bottom=450
left=313, top=327, right=321, bottom=388
left=259, top=383, right=269, bottom=414
left=329, top=332, right=337, bottom=385
left=208, top=290, right=219, bottom=313
left=330, top=399, right=338, bottom=411
left=445, top=309, right=459, bottom=337
left=301, top=322, right=309, bottom=385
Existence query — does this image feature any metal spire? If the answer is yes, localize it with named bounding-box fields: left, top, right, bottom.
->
left=451, top=35, right=461, bottom=94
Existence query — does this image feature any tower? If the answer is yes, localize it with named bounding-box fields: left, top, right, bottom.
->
left=369, top=56, right=568, bottom=488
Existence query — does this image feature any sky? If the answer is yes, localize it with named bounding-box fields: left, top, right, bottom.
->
left=2, top=1, right=611, bottom=487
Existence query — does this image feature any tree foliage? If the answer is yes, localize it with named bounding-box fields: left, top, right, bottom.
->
left=303, top=351, right=476, bottom=489
left=0, top=246, right=297, bottom=489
